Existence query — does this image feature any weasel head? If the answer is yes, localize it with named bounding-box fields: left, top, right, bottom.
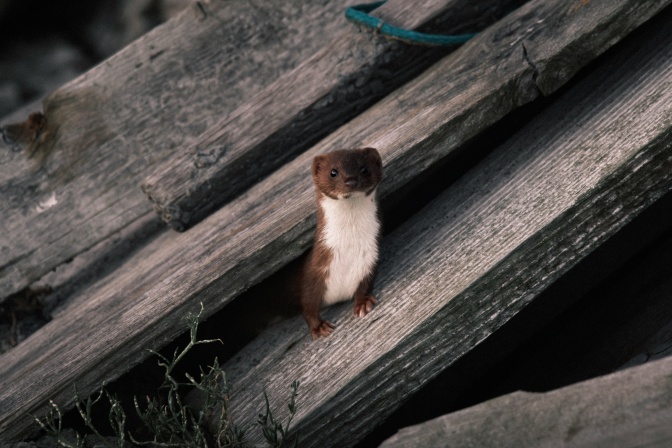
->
left=312, top=148, right=382, bottom=200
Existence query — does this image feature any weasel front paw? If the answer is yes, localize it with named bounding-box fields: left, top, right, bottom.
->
left=354, top=295, right=377, bottom=318
left=311, top=320, right=335, bottom=339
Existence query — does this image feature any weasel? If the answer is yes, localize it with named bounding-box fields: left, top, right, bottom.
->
left=300, top=147, right=383, bottom=339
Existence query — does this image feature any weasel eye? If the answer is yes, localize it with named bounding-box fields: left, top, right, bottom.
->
left=360, top=166, right=369, bottom=175
left=330, top=169, right=338, bottom=178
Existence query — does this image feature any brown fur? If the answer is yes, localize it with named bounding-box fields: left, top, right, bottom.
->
left=300, top=147, right=383, bottom=339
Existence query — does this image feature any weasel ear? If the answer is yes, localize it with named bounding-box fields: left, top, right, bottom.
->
left=312, top=155, right=326, bottom=178
left=362, top=147, right=382, bottom=167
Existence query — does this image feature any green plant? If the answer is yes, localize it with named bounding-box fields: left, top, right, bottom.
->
left=33, top=400, right=85, bottom=448
left=257, top=380, right=300, bottom=448
left=33, top=303, right=300, bottom=448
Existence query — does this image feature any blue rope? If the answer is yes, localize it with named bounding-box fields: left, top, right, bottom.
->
left=345, top=1, right=476, bottom=46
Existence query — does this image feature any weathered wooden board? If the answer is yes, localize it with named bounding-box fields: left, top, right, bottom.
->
left=0, top=0, right=669, bottom=441
left=196, top=13, right=672, bottom=445
left=141, top=0, right=520, bottom=231
left=0, top=0, right=357, bottom=302
left=141, top=0, right=668, bottom=232
left=380, top=355, right=672, bottom=447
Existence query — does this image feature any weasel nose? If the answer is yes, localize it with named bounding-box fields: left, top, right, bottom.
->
left=345, top=177, right=357, bottom=188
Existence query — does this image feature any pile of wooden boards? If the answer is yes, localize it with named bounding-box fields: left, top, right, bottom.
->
left=1, top=0, right=671, bottom=444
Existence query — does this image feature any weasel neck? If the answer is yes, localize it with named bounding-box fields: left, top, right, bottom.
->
left=317, top=190, right=380, bottom=305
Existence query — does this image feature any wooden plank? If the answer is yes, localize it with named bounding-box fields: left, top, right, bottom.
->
left=141, top=0, right=519, bottom=231
left=379, top=356, right=672, bottom=447
left=0, top=0, right=668, bottom=441
left=140, top=0, right=670, bottom=233
left=142, top=0, right=669, bottom=232
left=0, top=0, right=356, bottom=302
left=194, top=12, right=672, bottom=445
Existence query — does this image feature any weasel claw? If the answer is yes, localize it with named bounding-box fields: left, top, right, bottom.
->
left=311, top=320, right=335, bottom=339
left=354, top=295, right=377, bottom=318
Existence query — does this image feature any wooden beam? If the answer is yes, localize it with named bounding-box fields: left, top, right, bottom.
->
left=141, top=0, right=669, bottom=231
left=141, top=0, right=518, bottom=231
left=0, top=0, right=357, bottom=302
left=380, top=356, right=672, bottom=447
left=0, top=0, right=669, bottom=441
left=195, top=10, right=672, bottom=445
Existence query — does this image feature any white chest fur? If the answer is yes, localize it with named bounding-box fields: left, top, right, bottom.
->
left=319, top=191, right=380, bottom=305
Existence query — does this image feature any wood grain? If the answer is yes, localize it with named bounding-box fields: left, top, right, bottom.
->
left=142, top=0, right=670, bottom=231
left=196, top=11, right=672, bottom=445
left=143, top=0, right=664, bottom=230
left=0, top=0, right=669, bottom=442
left=380, top=356, right=672, bottom=447
left=0, top=0, right=355, bottom=302
left=141, top=0, right=519, bottom=231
